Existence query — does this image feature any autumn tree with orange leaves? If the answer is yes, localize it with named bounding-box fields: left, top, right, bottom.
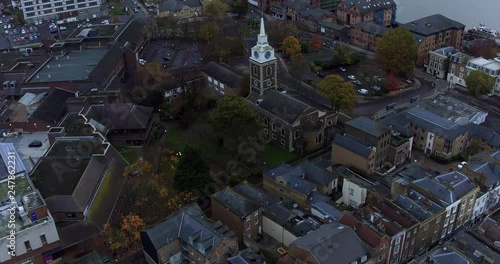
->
left=309, top=34, right=322, bottom=52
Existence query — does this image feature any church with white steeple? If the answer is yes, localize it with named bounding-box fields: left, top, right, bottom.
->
left=249, top=18, right=278, bottom=96
left=245, top=18, right=337, bottom=153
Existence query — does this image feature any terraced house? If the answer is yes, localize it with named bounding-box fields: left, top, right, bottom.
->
left=336, top=0, right=396, bottom=27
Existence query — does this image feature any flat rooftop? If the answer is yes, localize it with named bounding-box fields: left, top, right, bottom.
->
left=45, top=138, right=107, bottom=158
left=28, top=49, right=108, bottom=83
left=418, top=94, right=486, bottom=124
left=0, top=174, right=46, bottom=238
left=30, top=158, right=91, bottom=198
left=67, top=24, right=120, bottom=39
left=60, top=113, right=95, bottom=136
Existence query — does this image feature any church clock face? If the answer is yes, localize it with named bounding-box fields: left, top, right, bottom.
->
left=265, top=51, right=271, bottom=59
left=253, top=80, right=259, bottom=86
left=253, top=51, right=259, bottom=59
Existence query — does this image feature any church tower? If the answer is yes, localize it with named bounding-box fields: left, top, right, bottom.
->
left=249, top=18, right=278, bottom=96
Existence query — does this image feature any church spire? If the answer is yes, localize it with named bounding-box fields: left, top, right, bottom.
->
left=257, top=18, right=268, bottom=45
left=259, top=17, right=266, bottom=37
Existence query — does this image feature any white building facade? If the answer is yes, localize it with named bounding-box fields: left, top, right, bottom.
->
left=448, top=56, right=500, bottom=96
left=341, top=177, right=367, bottom=208
left=20, top=0, right=103, bottom=24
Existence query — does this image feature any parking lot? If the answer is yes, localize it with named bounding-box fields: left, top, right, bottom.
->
left=1, top=15, right=43, bottom=47
left=1, top=132, right=49, bottom=173
left=141, top=39, right=204, bottom=71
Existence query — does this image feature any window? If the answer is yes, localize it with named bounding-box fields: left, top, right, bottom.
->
left=246, top=225, right=250, bottom=230
left=281, top=128, right=285, bottom=136
left=349, top=188, right=354, bottom=195
left=272, top=134, right=276, bottom=140
left=281, top=139, right=285, bottom=145
left=40, top=235, right=47, bottom=244
left=264, top=128, right=268, bottom=134
left=66, top=0, right=74, bottom=3
left=272, top=123, right=276, bottom=131
left=294, top=130, right=300, bottom=139
left=220, top=83, right=225, bottom=94
left=55, top=7, right=64, bottom=11
left=255, top=218, right=259, bottom=225
left=25, top=241, right=32, bottom=250
left=67, top=5, right=75, bottom=9
left=66, top=213, right=77, bottom=219
left=78, top=3, right=86, bottom=8
left=26, top=12, right=35, bottom=16
left=54, top=2, right=63, bottom=6
left=89, top=1, right=98, bottom=6
left=25, top=1, right=34, bottom=5
left=252, top=66, right=258, bottom=75
left=245, top=216, right=250, bottom=222
left=423, top=224, right=429, bottom=231
left=266, top=66, right=272, bottom=76
left=25, top=7, right=35, bottom=11
left=208, top=76, right=213, bottom=83
left=263, top=117, right=268, bottom=126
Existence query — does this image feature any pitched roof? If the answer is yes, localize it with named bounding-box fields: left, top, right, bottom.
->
left=311, top=202, right=343, bottom=221
left=346, top=116, right=390, bottom=137
left=333, top=134, right=374, bottom=158
left=202, top=62, right=244, bottom=88
left=374, top=200, right=417, bottom=228
left=344, top=0, right=396, bottom=14
left=158, top=0, right=201, bottom=12
left=212, top=188, right=261, bottom=218
left=291, top=222, right=368, bottom=264
left=264, top=160, right=338, bottom=193
left=298, top=7, right=333, bottom=21
left=247, top=90, right=312, bottom=124
left=467, top=124, right=500, bottom=148
left=402, top=14, right=465, bottom=36
left=142, top=204, right=235, bottom=257
left=406, top=106, right=468, bottom=140
left=339, top=212, right=383, bottom=248
left=84, top=103, right=154, bottom=132
left=357, top=21, right=388, bottom=37
left=232, top=181, right=279, bottom=209
left=30, top=88, right=74, bottom=125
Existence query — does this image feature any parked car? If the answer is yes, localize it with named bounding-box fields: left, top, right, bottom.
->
left=139, top=59, right=146, bottom=65
left=339, top=67, right=346, bottom=72
left=357, top=89, right=368, bottom=95
left=29, top=140, right=43, bottom=148
left=134, top=8, right=139, bottom=13
left=347, top=75, right=356, bottom=80
left=372, top=85, right=382, bottom=91
left=404, top=78, right=412, bottom=84
left=352, top=80, right=362, bottom=85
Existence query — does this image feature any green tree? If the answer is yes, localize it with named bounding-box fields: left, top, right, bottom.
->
left=317, top=75, right=357, bottom=113
left=309, top=34, right=322, bottom=52
left=376, top=27, right=418, bottom=76
left=333, top=45, right=357, bottom=66
left=15, top=10, right=25, bottom=25
left=209, top=96, right=260, bottom=151
left=267, top=21, right=299, bottom=47
left=230, top=0, right=248, bottom=17
left=465, top=70, right=495, bottom=96
left=205, top=0, right=228, bottom=18
left=173, top=146, right=214, bottom=193
left=138, top=62, right=170, bottom=86
left=200, top=20, right=220, bottom=41
left=282, top=36, right=301, bottom=58
left=468, top=138, right=482, bottom=156
left=289, top=54, right=308, bottom=79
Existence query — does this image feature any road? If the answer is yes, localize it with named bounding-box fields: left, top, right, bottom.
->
left=123, top=0, right=152, bottom=23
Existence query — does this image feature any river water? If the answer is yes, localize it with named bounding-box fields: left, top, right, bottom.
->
left=394, top=0, right=500, bottom=31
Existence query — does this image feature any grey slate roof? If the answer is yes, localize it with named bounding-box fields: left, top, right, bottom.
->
left=158, top=0, right=201, bottom=12
left=344, top=0, right=396, bottom=14
left=333, top=134, right=374, bottom=158
left=142, top=204, right=235, bottom=256
left=212, top=188, right=260, bottom=218
left=468, top=161, right=500, bottom=188
left=402, top=14, right=465, bottom=36
left=264, top=160, right=338, bottom=194
left=283, top=0, right=312, bottom=12
left=232, top=181, right=279, bottom=209
left=291, top=222, right=368, bottom=264
left=247, top=90, right=312, bottom=124
left=432, top=46, right=455, bottom=56
left=467, top=124, right=500, bottom=148
left=263, top=203, right=295, bottom=225
left=311, top=202, right=343, bottom=221
left=406, top=106, right=468, bottom=140
left=84, top=103, right=154, bottom=132
left=417, top=247, right=470, bottom=264
left=435, top=171, right=477, bottom=199
left=357, top=21, right=388, bottom=37
left=394, top=189, right=445, bottom=222
left=298, top=7, right=332, bottom=21
left=202, top=62, right=244, bottom=88
left=306, top=191, right=331, bottom=204
left=346, top=116, right=390, bottom=137
left=30, top=88, right=74, bottom=125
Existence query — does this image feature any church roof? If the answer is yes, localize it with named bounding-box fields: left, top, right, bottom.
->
left=247, top=90, right=313, bottom=124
